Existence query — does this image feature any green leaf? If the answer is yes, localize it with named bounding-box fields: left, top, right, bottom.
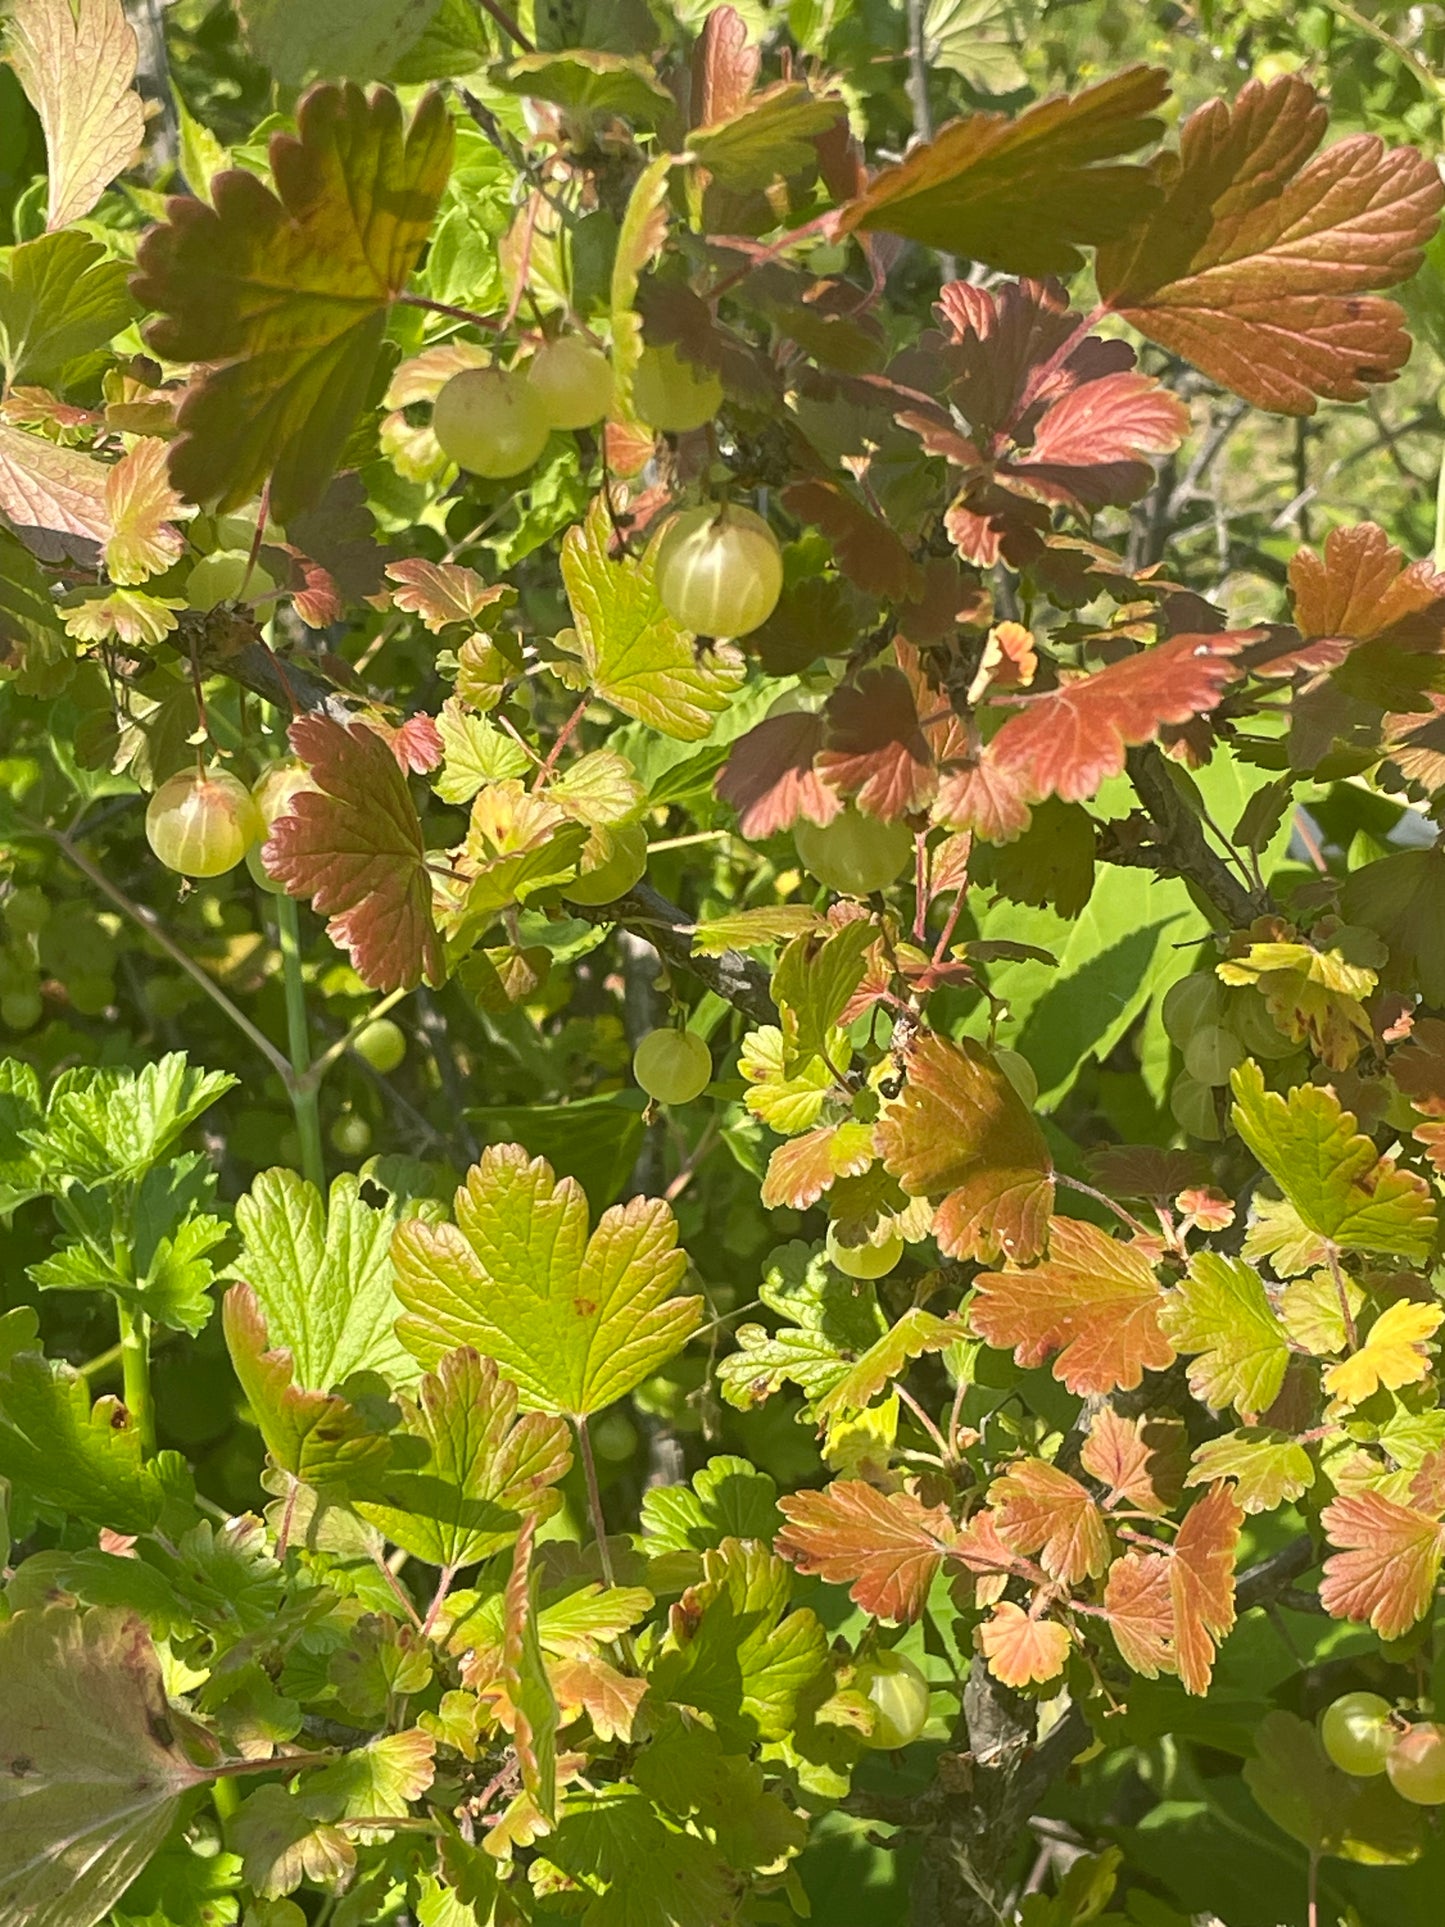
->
left=0, top=1058, right=45, bottom=1220
left=32, top=1053, right=237, bottom=1188
left=689, top=82, right=844, bottom=191
left=1231, top=1060, right=1437, bottom=1263
left=639, top=1455, right=781, bottom=1554
left=222, top=1283, right=394, bottom=1498
left=393, top=1143, right=703, bottom=1417
left=630, top=1710, right=806, bottom=1879
left=231, top=1166, right=435, bottom=1391
left=560, top=498, right=745, bottom=741
left=543, top=1786, right=732, bottom=1927
left=304, top=1727, right=435, bottom=1819
left=467, top=1092, right=646, bottom=1215
left=650, top=1539, right=829, bottom=1747
left=357, top=1348, right=571, bottom=1568
left=0, top=1607, right=207, bottom=1927
left=923, top=0, right=1034, bottom=95
left=0, top=1349, right=190, bottom=1533
left=492, top=51, right=676, bottom=131
left=1186, top=1430, right=1313, bottom=1515
left=717, top=1239, right=888, bottom=1413
left=0, top=526, right=72, bottom=696
left=1158, top=1251, right=1291, bottom=1418
left=1244, top=1709, right=1423, bottom=1865
left=772, top=918, right=874, bottom=1066
left=238, top=0, right=445, bottom=84
left=132, top=84, right=453, bottom=518
left=0, top=230, right=137, bottom=387
left=433, top=698, right=531, bottom=805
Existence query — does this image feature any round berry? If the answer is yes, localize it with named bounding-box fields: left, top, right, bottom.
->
left=561, top=820, right=649, bottom=906
left=656, top=505, right=783, bottom=639
left=529, top=336, right=614, bottom=429
left=1321, top=1692, right=1395, bottom=1778
left=433, top=367, right=551, bottom=478
left=1387, top=1722, right=1445, bottom=1804
left=856, top=1650, right=931, bottom=1750
left=351, top=1017, right=407, bottom=1075
left=633, top=1028, right=712, bottom=1105
left=794, top=810, right=911, bottom=897
left=826, top=1223, right=903, bottom=1280
left=631, top=343, right=723, bottom=433
left=146, top=768, right=262, bottom=879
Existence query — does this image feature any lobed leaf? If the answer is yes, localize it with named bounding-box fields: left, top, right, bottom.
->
left=989, top=1458, right=1109, bottom=1586
left=7, top=0, right=145, bottom=231
left=1169, top=1483, right=1241, bottom=1696
left=1159, top=1251, right=1290, bottom=1418
left=1320, top=1486, right=1445, bottom=1639
left=776, top=1479, right=961, bottom=1623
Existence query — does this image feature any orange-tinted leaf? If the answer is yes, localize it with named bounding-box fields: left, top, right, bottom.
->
left=386, top=558, right=514, bottom=635
left=716, top=711, right=842, bottom=840
left=548, top=1654, right=647, bottom=1744
left=817, top=651, right=965, bottom=823
left=781, top=478, right=923, bottom=602
left=835, top=68, right=1167, bottom=277
left=267, top=714, right=444, bottom=993
left=1098, top=76, right=1444, bottom=414
left=133, top=85, right=453, bottom=517
left=932, top=753, right=1034, bottom=842
left=1079, top=1407, right=1185, bottom=1516
left=760, top=1121, right=875, bottom=1211
left=982, top=631, right=1249, bottom=806
left=776, top=1479, right=960, bottom=1624
left=103, top=437, right=186, bottom=586
left=488, top=1515, right=558, bottom=1825
left=1290, top=523, right=1445, bottom=663
left=8, top=0, right=145, bottom=230
left=1320, top=1488, right=1445, bottom=1639
left=972, top=1217, right=1173, bottom=1395
left=876, top=1033, right=1054, bottom=1265
left=977, top=1602, right=1071, bottom=1686
left=1169, top=1483, right=1241, bottom=1695
left=690, top=3, right=758, bottom=126
left=0, top=421, right=110, bottom=562
left=989, top=1457, right=1108, bottom=1586
left=1392, top=1017, right=1445, bottom=1118
left=1104, top=1550, right=1174, bottom=1678
left=383, top=713, right=444, bottom=776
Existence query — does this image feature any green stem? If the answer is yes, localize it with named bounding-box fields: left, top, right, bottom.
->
left=574, top=1415, right=617, bottom=1590
left=277, top=894, right=326, bottom=1195
left=1434, top=436, right=1445, bottom=573
left=116, top=1299, right=156, bottom=1456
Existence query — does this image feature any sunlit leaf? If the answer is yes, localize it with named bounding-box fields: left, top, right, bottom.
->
left=989, top=1457, right=1109, bottom=1586
left=1169, top=1483, right=1241, bottom=1696
left=977, top=1601, right=1071, bottom=1686
left=0, top=230, right=137, bottom=387
left=238, top=0, right=445, bottom=84
left=1159, top=1251, right=1291, bottom=1418
left=1320, top=1484, right=1445, bottom=1638
left=7, top=0, right=145, bottom=230
left=776, top=1479, right=961, bottom=1623
left=1186, top=1429, right=1313, bottom=1515
left=1323, top=1299, right=1443, bottom=1409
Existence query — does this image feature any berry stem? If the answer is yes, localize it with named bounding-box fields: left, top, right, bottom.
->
left=277, top=893, right=326, bottom=1196
left=116, top=1298, right=157, bottom=1457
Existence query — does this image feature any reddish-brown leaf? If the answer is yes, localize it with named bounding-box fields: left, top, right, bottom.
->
left=977, top=1602, right=1071, bottom=1687
left=776, top=1480, right=961, bottom=1624
left=981, top=630, right=1250, bottom=806
left=781, top=478, right=923, bottom=602
left=1080, top=1407, right=1186, bottom=1516
left=1320, top=1488, right=1445, bottom=1640
left=1104, top=1550, right=1174, bottom=1678
left=267, top=714, right=445, bottom=993
left=689, top=3, right=758, bottom=128
left=1169, top=1483, right=1241, bottom=1695
left=989, top=1458, right=1109, bottom=1586
left=971, top=1217, right=1174, bottom=1396
left=0, top=421, right=110, bottom=562
left=383, top=713, right=444, bottom=775
left=932, top=755, right=1034, bottom=842
left=876, top=1033, right=1055, bottom=1265
left=1392, top=1018, right=1445, bottom=1119
left=715, top=710, right=842, bottom=839
left=1276, top=522, right=1445, bottom=687
left=834, top=68, right=1168, bottom=277
left=816, top=650, right=966, bottom=822
left=1098, top=75, right=1444, bottom=414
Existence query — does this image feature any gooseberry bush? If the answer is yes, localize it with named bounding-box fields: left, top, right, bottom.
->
left=8, top=0, right=1445, bottom=1923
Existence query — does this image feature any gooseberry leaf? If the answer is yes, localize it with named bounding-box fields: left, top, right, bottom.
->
left=981, top=630, right=1248, bottom=807
left=651, top=1539, right=829, bottom=1746
left=876, top=1032, right=1055, bottom=1265
left=132, top=84, right=453, bottom=518
left=0, top=1607, right=207, bottom=1927
left=835, top=66, right=1168, bottom=275
left=103, top=438, right=187, bottom=587
left=816, top=657, right=963, bottom=822
left=238, top=0, right=445, bottom=85
left=0, top=231, right=137, bottom=387
left=813, top=1306, right=962, bottom=1422
left=1098, top=75, right=1445, bottom=414
left=1231, top=1060, right=1437, bottom=1263
left=1323, top=1299, right=1443, bottom=1409
left=759, top=1120, right=876, bottom=1211
left=29, top=1053, right=236, bottom=1188
left=690, top=82, right=844, bottom=191
left=640, top=1455, right=781, bottom=1555
left=716, top=711, right=841, bottom=839
left=488, top=1516, right=558, bottom=1825
left=386, top=558, right=515, bottom=634
left=266, top=714, right=445, bottom=994
left=492, top=50, right=677, bottom=131
left=781, top=477, right=922, bottom=601
left=1244, top=1709, right=1424, bottom=1866
left=222, top=1282, right=394, bottom=1498
left=972, top=1217, right=1173, bottom=1395
left=559, top=499, right=745, bottom=740
left=357, top=1350, right=570, bottom=1569
left=989, top=1458, right=1109, bottom=1586
left=1320, top=1484, right=1445, bottom=1638
left=1159, top=1251, right=1291, bottom=1418
left=1186, top=1429, right=1314, bottom=1515
left=544, top=1787, right=732, bottom=1927
left=978, top=1602, right=1071, bottom=1687
left=1079, top=1406, right=1185, bottom=1516
left=7, top=0, right=145, bottom=231
left=1169, top=1483, right=1241, bottom=1695
left=232, top=1166, right=440, bottom=1392
left=716, top=1238, right=888, bottom=1413
left=776, top=1479, right=961, bottom=1623
left=0, top=422, right=110, bottom=563
left=1104, top=1550, right=1174, bottom=1678
left=392, top=1143, right=703, bottom=1418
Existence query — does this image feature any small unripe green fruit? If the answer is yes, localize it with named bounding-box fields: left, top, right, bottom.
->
left=794, top=809, right=911, bottom=896
left=1161, top=970, right=1228, bottom=1046
left=1321, top=1692, right=1395, bottom=1778
left=1182, top=1023, right=1247, bottom=1088
left=351, top=1017, right=407, bottom=1075
left=3, top=886, right=50, bottom=935
left=634, top=1028, right=712, bottom=1105
left=146, top=767, right=262, bottom=878
left=591, top=1410, right=639, bottom=1462
left=856, top=1650, right=930, bottom=1750
left=631, top=343, right=723, bottom=433
left=1, top=988, right=42, bottom=1031
left=656, top=505, right=783, bottom=638
left=186, top=549, right=276, bottom=611
left=826, top=1224, right=903, bottom=1280
left=561, top=820, right=649, bottom=906
left=529, top=336, right=614, bottom=429
left=330, top=1111, right=372, bottom=1158
left=433, top=367, right=551, bottom=477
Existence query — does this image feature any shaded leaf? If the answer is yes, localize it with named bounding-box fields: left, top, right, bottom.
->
left=133, top=84, right=453, bottom=517
left=0, top=421, right=110, bottom=562
left=1098, top=76, right=1445, bottom=414
left=1080, top=1406, right=1185, bottom=1516
left=387, top=557, right=514, bottom=634
left=1245, top=1709, right=1423, bottom=1865
left=716, top=710, right=841, bottom=840
left=238, top=0, right=445, bottom=84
